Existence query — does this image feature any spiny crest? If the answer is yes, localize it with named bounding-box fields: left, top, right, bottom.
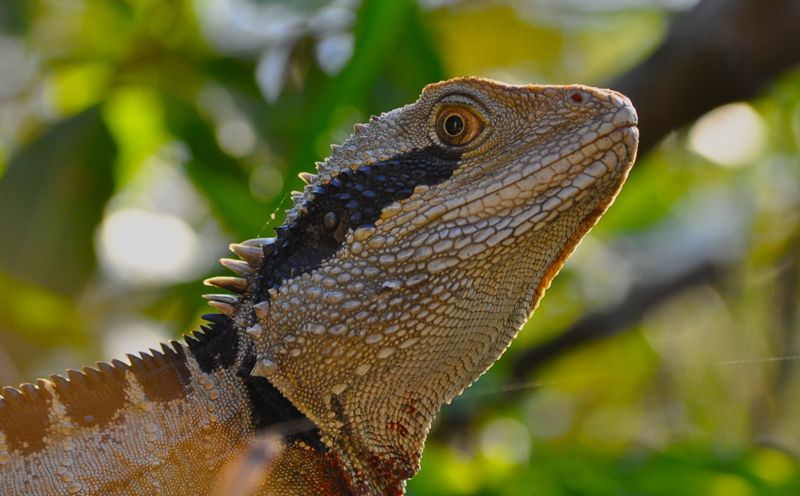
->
left=282, top=77, right=501, bottom=227
left=0, top=379, right=52, bottom=454
left=284, top=105, right=414, bottom=225
left=0, top=342, right=192, bottom=455
left=186, top=314, right=243, bottom=374
left=0, top=361, right=128, bottom=405
left=203, top=237, right=275, bottom=316
left=0, top=381, right=49, bottom=406
left=0, top=345, right=191, bottom=407
left=46, top=342, right=188, bottom=397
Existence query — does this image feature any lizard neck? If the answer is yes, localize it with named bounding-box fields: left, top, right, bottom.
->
left=186, top=313, right=323, bottom=447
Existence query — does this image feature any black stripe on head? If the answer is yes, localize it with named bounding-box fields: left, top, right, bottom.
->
left=237, top=353, right=324, bottom=451
left=0, top=382, right=52, bottom=454
left=186, top=314, right=239, bottom=374
left=130, top=342, right=192, bottom=403
left=257, top=145, right=463, bottom=294
left=54, top=364, right=130, bottom=429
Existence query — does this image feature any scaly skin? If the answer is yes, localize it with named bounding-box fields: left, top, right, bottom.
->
left=0, top=77, right=638, bottom=495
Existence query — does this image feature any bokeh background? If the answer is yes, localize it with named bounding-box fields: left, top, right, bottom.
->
left=1, top=0, right=799, bottom=494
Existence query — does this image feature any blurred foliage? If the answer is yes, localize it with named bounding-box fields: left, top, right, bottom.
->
left=0, top=0, right=799, bottom=494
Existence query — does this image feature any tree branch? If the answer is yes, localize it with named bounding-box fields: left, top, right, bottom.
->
left=611, top=0, right=800, bottom=155
left=511, top=262, right=724, bottom=381
left=511, top=0, right=800, bottom=378
left=432, top=261, right=724, bottom=444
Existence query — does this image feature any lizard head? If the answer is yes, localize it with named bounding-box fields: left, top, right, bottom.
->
left=209, top=77, right=638, bottom=493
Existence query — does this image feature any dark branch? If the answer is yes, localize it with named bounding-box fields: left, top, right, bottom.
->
left=511, top=262, right=724, bottom=381
left=511, top=0, right=800, bottom=377
left=432, top=261, right=725, bottom=444
left=610, top=0, right=800, bottom=155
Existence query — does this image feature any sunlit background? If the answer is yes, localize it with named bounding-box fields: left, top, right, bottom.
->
left=0, top=0, right=798, bottom=494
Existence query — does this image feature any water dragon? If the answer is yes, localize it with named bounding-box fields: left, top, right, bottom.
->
left=0, top=77, right=639, bottom=495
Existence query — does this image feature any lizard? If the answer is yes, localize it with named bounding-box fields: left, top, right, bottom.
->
left=0, top=77, right=638, bottom=495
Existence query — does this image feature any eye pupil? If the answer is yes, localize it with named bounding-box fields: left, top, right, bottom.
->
left=444, top=114, right=464, bottom=136
left=323, top=211, right=339, bottom=231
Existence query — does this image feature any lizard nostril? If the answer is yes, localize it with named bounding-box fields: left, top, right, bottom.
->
left=569, top=91, right=589, bottom=104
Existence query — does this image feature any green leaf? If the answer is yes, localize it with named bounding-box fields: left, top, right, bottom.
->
left=0, top=106, right=116, bottom=295
left=289, top=0, right=445, bottom=181
left=164, top=97, right=270, bottom=238
left=0, top=0, right=30, bottom=35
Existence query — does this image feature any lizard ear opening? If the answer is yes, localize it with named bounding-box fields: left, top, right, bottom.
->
left=434, top=104, right=485, bottom=146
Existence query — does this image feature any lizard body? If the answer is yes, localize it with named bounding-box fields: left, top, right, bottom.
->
left=0, top=77, right=638, bottom=495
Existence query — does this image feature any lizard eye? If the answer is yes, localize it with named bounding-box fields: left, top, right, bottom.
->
left=435, top=104, right=485, bottom=146
left=323, top=211, right=339, bottom=231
